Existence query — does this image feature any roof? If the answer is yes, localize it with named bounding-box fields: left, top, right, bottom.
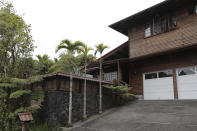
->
left=44, top=72, right=113, bottom=84
left=109, top=0, right=191, bottom=36
left=87, top=41, right=129, bottom=69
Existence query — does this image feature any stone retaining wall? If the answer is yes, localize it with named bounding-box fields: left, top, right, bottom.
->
left=42, top=88, right=115, bottom=127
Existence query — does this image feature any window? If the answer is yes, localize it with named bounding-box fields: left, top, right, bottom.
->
left=104, top=72, right=117, bottom=81
left=145, top=23, right=151, bottom=38
left=188, top=5, right=197, bottom=15
left=145, top=73, right=157, bottom=80
left=145, top=15, right=177, bottom=38
left=178, top=67, right=197, bottom=76
left=195, top=5, right=197, bottom=14
left=169, top=16, right=177, bottom=29
left=145, top=70, right=173, bottom=80
left=158, top=70, right=173, bottom=78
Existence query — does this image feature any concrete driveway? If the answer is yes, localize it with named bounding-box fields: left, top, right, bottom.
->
left=71, top=100, right=197, bottom=131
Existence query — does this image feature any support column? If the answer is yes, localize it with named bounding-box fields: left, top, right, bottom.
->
left=173, top=68, right=178, bottom=99
left=117, top=61, right=122, bottom=84
left=168, top=53, right=178, bottom=99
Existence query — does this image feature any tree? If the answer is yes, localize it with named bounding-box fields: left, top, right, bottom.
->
left=95, top=43, right=108, bottom=114
left=36, top=54, right=54, bottom=75
left=0, top=1, right=35, bottom=78
left=55, top=39, right=83, bottom=126
left=78, top=43, right=93, bottom=120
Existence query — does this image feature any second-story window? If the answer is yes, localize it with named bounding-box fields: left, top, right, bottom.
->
left=188, top=5, right=197, bottom=15
left=145, top=23, right=151, bottom=38
left=195, top=5, right=197, bottom=14
left=145, top=15, right=177, bottom=38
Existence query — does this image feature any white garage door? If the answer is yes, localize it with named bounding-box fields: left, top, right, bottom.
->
left=143, top=70, right=174, bottom=100
left=177, top=66, right=197, bottom=99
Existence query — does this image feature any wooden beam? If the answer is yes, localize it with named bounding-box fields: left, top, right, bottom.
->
left=117, top=61, right=122, bottom=84
left=168, top=53, right=178, bottom=99
left=172, top=68, right=178, bottom=99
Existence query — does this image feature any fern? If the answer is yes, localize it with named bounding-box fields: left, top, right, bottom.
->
left=0, top=83, right=17, bottom=88
left=28, top=75, right=43, bottom=84
left=28, top=105, right=41, bottom=113
left=120, top=93, right=135, bottom=97
left=0, top=75, right=44, bottom=88
left=9, top=90, right=31, bottom=99
left=103, top=85, right=132, bottom=94
left=30, top=87, right=44, bottom=103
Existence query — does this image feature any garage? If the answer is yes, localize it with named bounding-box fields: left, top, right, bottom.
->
left=143, top=70, right=174, bottom=100
left=177, top=66, right=197, bottom=99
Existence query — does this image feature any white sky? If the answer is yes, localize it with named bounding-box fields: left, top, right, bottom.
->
left=12, top=0, right=164, bottom=59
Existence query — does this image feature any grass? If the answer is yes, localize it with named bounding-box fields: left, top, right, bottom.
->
left=28, top=123, right=61, bottom=131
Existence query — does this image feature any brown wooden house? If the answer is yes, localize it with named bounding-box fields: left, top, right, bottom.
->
left=87, top=0, right=197, bottom=100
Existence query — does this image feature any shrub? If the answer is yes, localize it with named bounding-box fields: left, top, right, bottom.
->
left=28, top=123, right=61, bottom=131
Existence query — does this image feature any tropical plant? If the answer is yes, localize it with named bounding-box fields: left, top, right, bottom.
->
left=55, top=39, right=83, bottom=126
left=78, top=43, right=93, bottom=119
left=95, top=43, right=108, bottom=114
left=0, top=75, right=44, bottom=131
left=36, top=54, right=54, bottom=75
left=103, top=85, right=134, bottom=104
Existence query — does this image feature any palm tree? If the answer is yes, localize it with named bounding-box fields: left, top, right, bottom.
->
left=36, top=54, right=53, bottom=75
left=78, top=43, right=93, bottom=120
left=95, top=43, right=108, bottom=114
left=55, top=39, right=83, bottom=126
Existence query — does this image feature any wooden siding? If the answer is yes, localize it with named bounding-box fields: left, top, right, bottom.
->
left=43, top=76, right=99, bottom=95
left=129, top=48, right=197, bottom=95
left=129, top=7, right=197, bottom=59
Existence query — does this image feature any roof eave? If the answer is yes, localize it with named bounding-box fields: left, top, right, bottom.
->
left=109, top=0, right=171, bottom=35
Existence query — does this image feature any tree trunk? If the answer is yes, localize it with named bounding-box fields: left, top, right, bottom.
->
left=68, top=72, right=72, bottom=126
left=3, top=50, right=7, bottom=77
left=99, top=55, right=102, bottom=114
left=83, top=59, right=87, bottom=119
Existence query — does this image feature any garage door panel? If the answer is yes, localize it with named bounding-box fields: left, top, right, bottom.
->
left=144, top=85, right=173, bottom=92
left=144, top=92, right=174, bottom=100
left=178, top=92, right=197, bottom=99
left=177, top=66, right=197, bottom=100
left=145, top=88, right=173, bottom=93
left=143, top=71, right=174, bottom=100
left=178, top=86, right=197, bottom=91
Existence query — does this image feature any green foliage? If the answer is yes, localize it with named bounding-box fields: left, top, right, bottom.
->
left=11, top=78, right=28, bottom=86
left=28, top=75, right=44, bottom=84
left=35, top=54, right=54, bottom=75
left=103, top=85, right=132, bottom=94
left=0, top=83, right=16, bottom=88
left=29, top=123, right=61, bottom=131
left=49, top=53, right=74, bottom=73
left=95, top=43, right=109, bottom=57
left=56, top=39, right=83, bottom=55
left=0, top=89, right=9, bottom=130
left=30, top=87, right=44, bottom=103
left=0, top=75, right=43, bottom=88
left=121, top=93, right=135, bottom=97
left=9, top=107, right=28, bottom=118
left=28, top=105, right=41, bottom=114
left=9, top=90, right=31, bottom=99
left=0, top=0, right=35, bottom=78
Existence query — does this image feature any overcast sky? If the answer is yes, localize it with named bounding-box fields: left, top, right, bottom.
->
left=12, top=0, right=164, bottom=59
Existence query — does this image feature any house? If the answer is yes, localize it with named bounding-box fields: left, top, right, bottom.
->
left=87, top=0, right=197, bottom=100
